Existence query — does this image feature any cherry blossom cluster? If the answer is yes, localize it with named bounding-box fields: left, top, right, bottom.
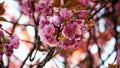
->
left=0, top=25, right=19, bottom=61
left=18, top=0, right=52, bottom=15
left=39, top=8, right=88, bottom=49
left=39, top=9, right=88, bottom=50
left=18, top=0, right=88, bottom=50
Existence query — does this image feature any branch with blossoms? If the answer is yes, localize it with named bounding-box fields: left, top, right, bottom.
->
left=0, top=2, right=20, bottom=68
left=0, top=25, right=20, bottom=67
left=18, top=0, right=88, bottom=68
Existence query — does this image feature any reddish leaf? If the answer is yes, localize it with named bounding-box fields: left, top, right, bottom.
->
left=108, top=64, right=117, bottom=68
left=52, top=0, right=61, bottom=7
left=52, top=0, right=81, bottom=10
left=63, top=0, right=82, bottom=10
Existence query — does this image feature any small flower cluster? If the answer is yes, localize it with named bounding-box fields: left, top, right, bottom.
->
left=39, top=7, right=88, bottom=50
left=18, top=0, right=52, bottom=15
left=0, top=27, right=19, bottom=61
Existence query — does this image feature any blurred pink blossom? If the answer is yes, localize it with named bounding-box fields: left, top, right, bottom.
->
left=115, top=1, right=120, bottom=11
left=59, top=8, right=72, bottom=19
left=78, top=0, right=90, bottom=5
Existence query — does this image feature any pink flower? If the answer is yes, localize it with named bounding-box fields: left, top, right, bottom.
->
left=35, top=0, right=48, bottom=12
left=59, top=8, right=72, bottom=19
left=58, top=39, right=78, bottom=50
left=35, top=0, right=52, bottom=11
left=39, top=16, right=49, bottom=29
left=5, top=50, right=13, bottom=57
left=44, top=35, right=57, bottom=47
left=76, top=10, right=87, bottom=19
left=78, top=0, right=90, bottom=5
left=4, top=44, right=14, bottom=50
left=4, top=44, right=14, bottom=57
left=11, top=34, right=20, bottom=49
left=62, top=21, right=77, bottom=40
left=18, top=0, right=32, bottom=15
left=77, top=22, right=88, bottom=34
left=43, top=24, right=55, bottom=36
left=18, top=0, right=53, bottom=15
left=47, top=15, right=61, bottom=27
left=7, top=34, right=20, bottom=49
left=75, top=34, right=82, bottom=40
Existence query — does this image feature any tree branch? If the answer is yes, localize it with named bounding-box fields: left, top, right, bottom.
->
left=36, top=47, right=55, bottom=68
left=20, top=1, right=41, bottom=67
left=89, top=0, right=112, bottom=20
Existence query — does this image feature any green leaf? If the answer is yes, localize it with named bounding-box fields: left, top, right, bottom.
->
left=0, top=17, right=7, bottom=22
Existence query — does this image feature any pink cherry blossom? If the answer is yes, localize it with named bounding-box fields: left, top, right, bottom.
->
left=76, top=22, right=88, bottom=35
left=76, top=10, right=88, bottom=19
left=62, top=21, right=77, bottom=40
left=39, top=16, right=49, bottom=29
left=47, top=15, right=61, bottom=27
left=35, top=0, right=53, bottom=12
left=44, top=35, right=57, bottom=47
left=78, top=0, right=90, bottom=5
left=35, top=0, right=47, bottom=11
left=43, top=24, right=55, bottom=36
left=5, top=50, right=13, bottom=57
left=18, top=0, right=53, bottom=15
left=7, top=34, right=20, bottom=49
left=18, top=0, right=32, bottom=15
left=58, top=39, right=78, bottom=50
left=59, top=8, right=72, bottom=19
left=4, top=44, right=14, bottom=50
left=11, top=34, right=20, bottom=49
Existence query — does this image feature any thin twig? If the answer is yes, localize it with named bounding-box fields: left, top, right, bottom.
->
left=98, top=50, right=115, bottom=67
left=20, top=39, right=33, bottom=44
left=11, top=14, right=22, bottom=34
left=20, top=45, right=36, bottom=68
left=0, top=27, right=12, bottom=35
left=20, top=1, right=41, bottom=67
left=89, top=0, right=112, bottom=20
left=36, top=47, right=55, bottom=68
